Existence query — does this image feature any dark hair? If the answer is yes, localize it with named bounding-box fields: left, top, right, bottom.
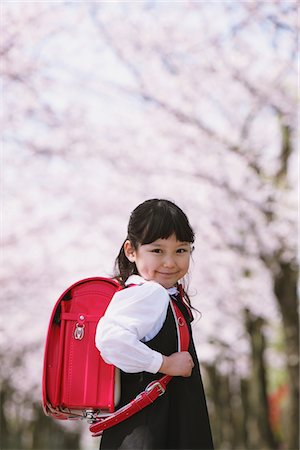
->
left=114, top=199, right=195, bottom=288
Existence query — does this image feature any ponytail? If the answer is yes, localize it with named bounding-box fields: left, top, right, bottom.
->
left=114, top=240, right=138, bottom=286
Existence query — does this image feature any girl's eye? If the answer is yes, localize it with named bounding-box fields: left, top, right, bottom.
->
left=151, top=249, right=162, bottom=254
left=177, top=248, right=188, bottom=253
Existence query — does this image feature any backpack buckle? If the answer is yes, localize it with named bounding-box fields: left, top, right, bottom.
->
left=145, top=380, right=166, bottom=396
left=74, top=323, right=85, bottom=340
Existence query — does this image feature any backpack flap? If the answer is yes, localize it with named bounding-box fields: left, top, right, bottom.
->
left=42, top=277, right=121, bottom=420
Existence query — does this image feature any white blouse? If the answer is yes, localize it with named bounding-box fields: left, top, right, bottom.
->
left=95, top=275, right=178, bottom=374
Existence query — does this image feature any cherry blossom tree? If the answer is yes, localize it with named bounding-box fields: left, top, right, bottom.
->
left=2, top=2, right=298, bottom=449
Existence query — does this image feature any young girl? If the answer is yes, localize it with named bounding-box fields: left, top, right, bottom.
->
left=95, top=199, right=214, bottom=450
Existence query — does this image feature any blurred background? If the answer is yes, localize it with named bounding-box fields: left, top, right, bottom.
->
left=1, top=1, right=298, bottom=449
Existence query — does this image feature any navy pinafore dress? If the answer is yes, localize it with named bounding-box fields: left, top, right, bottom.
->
left=100, top=293, right=214, bottom=450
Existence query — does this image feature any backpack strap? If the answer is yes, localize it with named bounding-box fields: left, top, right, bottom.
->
left=89, top=297, right=190, bottom=437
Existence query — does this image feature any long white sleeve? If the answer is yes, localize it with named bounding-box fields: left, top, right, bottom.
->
left=95, top=276, right=170, bottom=374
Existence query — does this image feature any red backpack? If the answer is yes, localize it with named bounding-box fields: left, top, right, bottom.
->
left=42, top=277, right=189, bottom=437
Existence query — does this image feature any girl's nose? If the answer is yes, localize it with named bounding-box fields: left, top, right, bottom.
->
left=163, top=255, right=176, bottom=268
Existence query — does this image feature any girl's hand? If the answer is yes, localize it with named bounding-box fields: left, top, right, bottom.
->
left=159, top=352, right=194, bottom=377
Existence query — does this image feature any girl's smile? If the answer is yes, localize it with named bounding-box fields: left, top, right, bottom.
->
left=124, top=234, right=192, bottom=289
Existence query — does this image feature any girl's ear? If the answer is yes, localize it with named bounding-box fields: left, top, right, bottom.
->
left=124, top=240, right=136, bottom=262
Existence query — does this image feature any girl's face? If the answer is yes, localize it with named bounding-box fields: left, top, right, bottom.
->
left=124, top=233, right=192, bottom=289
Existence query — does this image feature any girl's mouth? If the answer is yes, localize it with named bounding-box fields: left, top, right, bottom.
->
left=158, top=272, right=177, bottom=276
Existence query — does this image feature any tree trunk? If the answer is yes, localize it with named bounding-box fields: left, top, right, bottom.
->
left=240, top=378, right=250, bottom=449
left=245, top=310, right=278, bottom=449
left=204, top=363, right=245, bottom=449
left=0, top=385, right=10, bottom=449
left=274, top=261, right=299, bottom=450
left=204, top=364, right=223, bottom=449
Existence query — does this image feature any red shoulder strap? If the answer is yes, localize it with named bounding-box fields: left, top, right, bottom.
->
left=169, top=299, right=190, bottom=351
left=89, top=297, right=190, bottom=437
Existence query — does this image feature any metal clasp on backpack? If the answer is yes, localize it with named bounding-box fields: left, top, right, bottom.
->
left=74, top=323, right=85, bottom=340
